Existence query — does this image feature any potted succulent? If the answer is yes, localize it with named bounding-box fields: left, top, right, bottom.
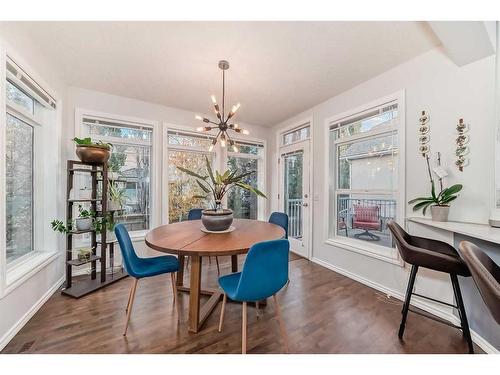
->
left=77, top=248, right=92, bottom=262
left=73, top=137, right=112, bottom=164
left=177, top=156, right=266, bottom=231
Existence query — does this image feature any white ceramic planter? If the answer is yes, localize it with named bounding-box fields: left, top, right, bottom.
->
left=430, top=205, right=450, bottom=222
left=75, top=217, right=92, bottom=231
left=107, top=200, right=122, bottom=211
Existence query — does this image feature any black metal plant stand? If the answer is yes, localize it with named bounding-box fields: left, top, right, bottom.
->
left=61, top=160, right=127, bottom=298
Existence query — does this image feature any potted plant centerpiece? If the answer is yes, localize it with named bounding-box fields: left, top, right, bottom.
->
left=177, top=156, right=266, bottom=232
left=73, top=137, right=112, bottom=164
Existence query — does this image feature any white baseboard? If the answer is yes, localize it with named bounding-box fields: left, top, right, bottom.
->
left=0, top=276, right=64, bottom=352
left=310, top=257, right=498, bottom=354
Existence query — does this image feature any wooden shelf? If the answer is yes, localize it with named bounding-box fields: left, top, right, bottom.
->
left=61, top=270, right=128, bottom=298
left=68, top=168, right=101, bottom=173
left=66, top=254, right=101, bottom=266
left=97, top=178, right=127, bottom=183
left=68, top=198, right=102, bottom=203
left=67, top=229, right=95, bottom=235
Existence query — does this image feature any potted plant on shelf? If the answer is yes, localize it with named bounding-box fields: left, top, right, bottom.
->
left=73, top=137, right=112, bottom=164
left=51, top=206, right=114, bottom=234
left=108, top=183, right=127, bottom=212
left=176, top=156, right=266, bottom=232
left=75, top=205, right=93, bottom=231
left=108, top=152, right=126, bottom=180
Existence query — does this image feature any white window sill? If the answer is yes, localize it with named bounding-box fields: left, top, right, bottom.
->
left=324, top=237, right=403, bottom=266
left=3, top=251, right=61, bottom=298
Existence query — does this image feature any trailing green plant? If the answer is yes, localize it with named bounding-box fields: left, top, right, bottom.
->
left=176, top=155, right=266, bottom=210
left=51, top=219, right=73, bottom=234
left=73, top=137, right=112, bottom=150
left=50, top=205, right=115, bottom=234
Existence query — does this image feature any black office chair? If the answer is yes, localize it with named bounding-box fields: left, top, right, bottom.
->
left=388, top=221, right=474, bottom=353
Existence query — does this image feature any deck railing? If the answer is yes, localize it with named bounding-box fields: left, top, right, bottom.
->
left=287, top=198, right=303, bottom=238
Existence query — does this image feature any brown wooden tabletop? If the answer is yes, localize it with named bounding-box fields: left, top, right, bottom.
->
left=144, top=219, right=285, bottom=333
left=145, top=219, right=285, bottom=256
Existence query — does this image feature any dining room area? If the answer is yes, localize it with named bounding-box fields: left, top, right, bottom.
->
left=1, top=5, right=500, bottom=373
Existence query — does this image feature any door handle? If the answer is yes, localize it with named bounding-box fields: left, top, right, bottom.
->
left=303, top=203, right=309, bottom=207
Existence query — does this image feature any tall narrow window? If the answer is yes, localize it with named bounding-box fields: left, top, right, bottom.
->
left=5, top=113, right=34, bottom=264
left=167, top=131, right=215, bottom=223
left=82, top=117, right=153, bottom=232
left=4, top=57, right=56, bottom=266
left=227, top=140, right=264, bottom=219
left=329, top=102, right=399, bottom=249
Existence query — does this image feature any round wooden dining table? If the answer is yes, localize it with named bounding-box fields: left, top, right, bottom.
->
left=145, top=218, right=285, bottom=333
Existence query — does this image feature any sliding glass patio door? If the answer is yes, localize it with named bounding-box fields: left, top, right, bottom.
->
left=279, top=141, right=310, bottom=258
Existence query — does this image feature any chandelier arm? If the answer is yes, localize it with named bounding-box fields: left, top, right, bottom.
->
left=222, top=68, right=225, bottom=122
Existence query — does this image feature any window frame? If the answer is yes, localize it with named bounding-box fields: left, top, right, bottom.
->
left=225, top=138, right=266, bottom=220
left=75, top=108, right=159, bottom=239
left=163, top=125, right=218, bottom=224
left=1, top=46, right=61, bottom=298
left=163, top=123, right=267, bottom=223
left=323, top=91, right=405, bottom=265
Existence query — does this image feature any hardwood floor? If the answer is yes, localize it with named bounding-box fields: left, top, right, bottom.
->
left=1, top=254, right=481, bottom=354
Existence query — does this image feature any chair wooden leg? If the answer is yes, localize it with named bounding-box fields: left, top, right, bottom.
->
left=171, top=273, right=181, bottom=321
left=125, top=282, right=134, bottom=313
left=273, top=294, right=289, bottom=353
left=451, top=274, right=474, bottom=354
left=218, top=293, right=227, bottom=332
left=256, top=301, right=259, bottom=319
left=242, top=302, right=247, bottom=354
left=123, top=278, right=138, bottom=336
left=215, top=256, right=220, bottom=276
left=399, top=265, right=418, bottom=339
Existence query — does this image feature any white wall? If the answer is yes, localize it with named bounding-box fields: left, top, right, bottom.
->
left=270, top=47, right=496, bottom=337
left=0, top=30, right=67, bottom=350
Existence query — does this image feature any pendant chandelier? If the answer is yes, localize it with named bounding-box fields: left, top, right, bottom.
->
left=195, top=60, right=249, bottom=152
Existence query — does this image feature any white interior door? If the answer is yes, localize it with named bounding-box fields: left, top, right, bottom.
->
left=279, top=141, right=310, bottom=258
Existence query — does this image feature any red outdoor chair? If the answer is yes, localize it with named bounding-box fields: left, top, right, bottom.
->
left=352, top=204, right=382, bottom=241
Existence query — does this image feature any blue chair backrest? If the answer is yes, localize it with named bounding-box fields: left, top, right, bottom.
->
left=269, top=212, right=288, bottom=239
left=115, top=224, right=141, bottom=278
left=188, top=208, right=203, bottom=221
left=235, top=239, right=289, bottom=302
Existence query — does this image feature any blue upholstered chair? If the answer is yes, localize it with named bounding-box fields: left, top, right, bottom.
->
left=269, top=212, right=288, bottom=239
left=187, top=208, right=203, bottom=220
left=218, top=239, right=290, bottom=353
left=115, top=224, right=180, bottom=336
left=188, top=208, right=220, bottom=275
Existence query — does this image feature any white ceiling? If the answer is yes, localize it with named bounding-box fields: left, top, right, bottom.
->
left=0, top=22, right=440, bottom=126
